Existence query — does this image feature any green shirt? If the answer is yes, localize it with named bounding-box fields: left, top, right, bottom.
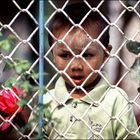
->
left=31, top=77, right=140, bottom=139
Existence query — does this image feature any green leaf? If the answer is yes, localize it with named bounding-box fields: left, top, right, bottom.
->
left=20, top=81, right=29, bottom=92
left=42, top=101, right=52, bottom=120
left=15, top=64, right=23, bottom=74
left=23, top=63, right=30, bottom=69
left=5, top=59, right=14, bottom=68
left=3, top=41, right=11, bottom=51
left=32, top=73, right=39, bottom=79
left=14, top=59, right=31, bottom=74
left=0, top=34, right=16, bottom=51
left=43, top=108, right=52, bottom=121
left=17, top=99, right=28, bottom=107
left=8, top=34, right=16, bottom=42
left=4, top=77, right=17, bottom=87
left=0, top=40, right=10, bottom=51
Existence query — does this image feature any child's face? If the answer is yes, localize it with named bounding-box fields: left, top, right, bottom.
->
left=52, top=27, right=110, bottom=89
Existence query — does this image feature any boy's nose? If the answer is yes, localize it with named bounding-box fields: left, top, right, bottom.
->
left=70, top=58, right=83, bottom=71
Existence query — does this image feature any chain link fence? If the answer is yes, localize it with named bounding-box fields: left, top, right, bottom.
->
left=0, top=0, right=140, bottom=139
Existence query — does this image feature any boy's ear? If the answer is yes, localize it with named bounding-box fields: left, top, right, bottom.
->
left=107, top=44, right=112, bottom=53
left=104, top=44, right=112, bottom=59
left=51, top=51, right=56, bottom=63
left=53, top=55, right=56, bottom=64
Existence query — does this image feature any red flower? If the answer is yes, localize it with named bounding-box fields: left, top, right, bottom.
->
left=0, top=87, right=26, bottom=131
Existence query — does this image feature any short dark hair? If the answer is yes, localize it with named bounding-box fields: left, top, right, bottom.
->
left=47, top=2, right=110, bottom=48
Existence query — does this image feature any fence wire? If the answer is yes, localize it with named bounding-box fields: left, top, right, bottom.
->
left=0, top=0, right=140, bottom=139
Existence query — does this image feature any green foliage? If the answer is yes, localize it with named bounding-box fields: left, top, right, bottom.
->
left=3, top=58, right=31, bottom=75
left=43, top=107, right=52, bottom=121
left=42, top=102, right=52, bottom=121
left=17, top=99, right=28, bottom=108
left=4, top=77, right=17, bottom=88
left=21, top=81, right=31, bottom=92
left=0, top=32, right=51, bottom=139
left=0, top=33, right=16, bottom=51
left=14, top=59, right=31, bottom=74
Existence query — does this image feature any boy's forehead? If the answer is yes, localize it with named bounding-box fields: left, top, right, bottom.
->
left=65, top=29, right=90, bottom=49
left=54, top=27, right=100, bottom=50
left=54, top=39, right=101, bottom=53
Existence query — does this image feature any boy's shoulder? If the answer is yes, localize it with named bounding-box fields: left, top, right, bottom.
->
left=43, top=89, right=55, bottom=104
left=107, top=86, right=128, bottom=99
left=104, top=86, right=129, bottom=106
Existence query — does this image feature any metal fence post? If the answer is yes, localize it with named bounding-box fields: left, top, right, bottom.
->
left=38, top=0, right=44, bottom=137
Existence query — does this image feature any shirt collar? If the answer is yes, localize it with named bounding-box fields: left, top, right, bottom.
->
left=55, top=77, right=72, bottom=104
left=54, top=76, right=109, bottom=105
left=80, top=77, right=109, bottom=105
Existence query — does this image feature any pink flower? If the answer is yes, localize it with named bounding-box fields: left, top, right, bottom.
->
left=0, top=87, right=26, bottom=131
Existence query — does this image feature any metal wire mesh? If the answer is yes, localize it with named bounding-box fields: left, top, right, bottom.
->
left=0, top=0, right=140, bottom=139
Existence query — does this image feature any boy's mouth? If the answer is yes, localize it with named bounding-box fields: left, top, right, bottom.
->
left=71, top=76, right=84, bottom=85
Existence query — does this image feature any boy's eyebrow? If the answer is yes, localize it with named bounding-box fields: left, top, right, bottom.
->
left=84, top=48, right=94, bottom=52
left=55, top=42, right=75, bottom=52
left=56, top=46, right=70, bottom=52
left=57, top=45, right=69, bottom=51
left=56, top=42, right=67, bottom=48
left=86, top=45, right=99, bottom=50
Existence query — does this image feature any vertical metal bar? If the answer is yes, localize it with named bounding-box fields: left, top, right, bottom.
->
left=38, top=0, right=44, bottom=137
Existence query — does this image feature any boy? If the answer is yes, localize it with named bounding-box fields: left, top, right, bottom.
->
left=30, top=2, right=140, bottom=139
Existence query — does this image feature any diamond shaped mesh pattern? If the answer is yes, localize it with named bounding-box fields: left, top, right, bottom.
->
left=0, top=0, right=140, bottom=139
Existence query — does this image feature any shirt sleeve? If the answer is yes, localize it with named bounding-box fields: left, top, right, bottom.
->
left=112, top=88, right=140, bottom=139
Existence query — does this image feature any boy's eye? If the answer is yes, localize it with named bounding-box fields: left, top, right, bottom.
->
left=59, top=53, right=72, bottom=60
left=82, top=53, right=94, bottom=59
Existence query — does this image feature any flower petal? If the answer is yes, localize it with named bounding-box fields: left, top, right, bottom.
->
left=0, top=116, right=11, bottom=131
left=12, top=87, right=19, bottom=96
left=0, top=87, right=23, bottom=114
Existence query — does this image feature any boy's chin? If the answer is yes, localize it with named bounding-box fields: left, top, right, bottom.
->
left=65, top=81, right=94, bottom=93
left=65, top=80, right=86, bottom=90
